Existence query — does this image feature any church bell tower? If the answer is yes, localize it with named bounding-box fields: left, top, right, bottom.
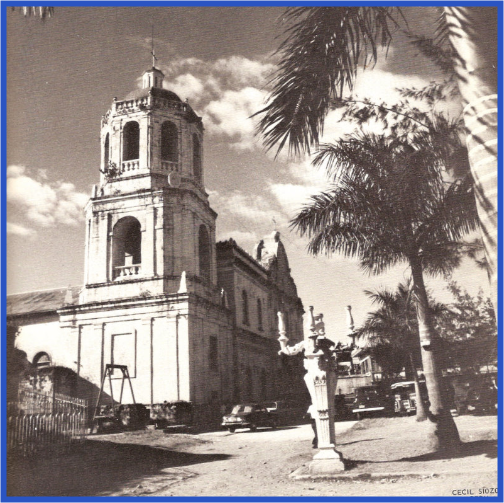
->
left=81, top=66, right=217, bottom=304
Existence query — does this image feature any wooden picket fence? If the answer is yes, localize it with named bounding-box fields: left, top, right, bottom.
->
left=7, top=389, right=88, bottom=456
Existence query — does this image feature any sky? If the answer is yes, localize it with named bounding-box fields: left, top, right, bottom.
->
left=5, top=5, right=492, bottom=341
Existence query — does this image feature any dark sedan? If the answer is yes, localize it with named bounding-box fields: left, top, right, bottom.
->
left=222, top=403, right=277, bottom=432
left=352, top=385, right=392, bottom=420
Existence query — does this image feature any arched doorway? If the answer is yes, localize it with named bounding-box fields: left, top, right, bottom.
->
left=112, top=216, right=142, bottom=279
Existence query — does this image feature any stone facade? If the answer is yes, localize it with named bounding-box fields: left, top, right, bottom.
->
left=7, top=66, right=305, bottom=421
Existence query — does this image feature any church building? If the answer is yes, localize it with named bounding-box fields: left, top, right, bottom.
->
left=7, top=65, right=305, bottom=421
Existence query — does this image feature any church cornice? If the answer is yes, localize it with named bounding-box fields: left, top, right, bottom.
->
left=87, top=185, right=217, bottom=218
left=58, top=292, right=190, bottom=316
left=57, top=288, right=231, bottom=321
left=190, top=291, right=232, bottom=317
left=102, top=93, right=203, bottom=132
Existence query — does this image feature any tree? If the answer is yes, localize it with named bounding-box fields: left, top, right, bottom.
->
left=357, top=282, right=428, bottom=421
left=442, top=8, right=498, bottom=298
left=255, top=6, right=497, bottom=302
left=291, top=130, right=478, bottom=451
left=436, top=282, right=497, bottom=373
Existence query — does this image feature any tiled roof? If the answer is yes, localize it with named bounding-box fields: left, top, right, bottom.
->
left=6, top=286, right=81, bottom=317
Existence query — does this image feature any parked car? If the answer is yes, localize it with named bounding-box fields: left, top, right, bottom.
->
left=264, top=400, right=305, bottom=424
left=352, top=385, right=392, bottom=420
left=467, top=382, right=498, bottom=415
left=222, top=403, right=277, bottom=432
left=334, top=394, right=353, bottom=421
left=391, top=381, right=418, bottom=416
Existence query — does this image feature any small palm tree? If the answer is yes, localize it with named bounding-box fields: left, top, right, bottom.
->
left=291, top=131, right=478, bottom=451
left=357, top=282, right=448, bottom=422
left=256, top=6, right=497, bottom=300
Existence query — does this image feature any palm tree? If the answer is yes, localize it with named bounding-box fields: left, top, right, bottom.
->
left=357, top=282, right=449, bottom=422
left=291, top=131, right=478, bottom=451
left=256, top=6, right=497, bottom=301
left=442, top=8, right=498, bottom=299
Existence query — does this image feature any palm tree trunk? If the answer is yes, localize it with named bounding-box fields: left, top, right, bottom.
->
left=410, top=257, right=461, bottom=452
left=408, top=353, right=427, bottom=422
left=444, top=7, right=498, bottom=306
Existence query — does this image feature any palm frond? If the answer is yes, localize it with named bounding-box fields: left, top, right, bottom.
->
left=254, top=6, right=403, bottom=156
left=434, top=7, right=450, bottom=47
left=404, top=32, right=455, bottom=74
left=291, top=126, right=477, bottom=279
left=415, top=175, right=479, bottom=267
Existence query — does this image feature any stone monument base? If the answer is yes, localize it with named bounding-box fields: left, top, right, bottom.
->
left=309, top=449, right=345, bottom=474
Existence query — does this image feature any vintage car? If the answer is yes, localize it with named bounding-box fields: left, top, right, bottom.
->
left=222, top=403, right=277, bottom=432
left=391, top=381, right=429, bottom=416
left=352, top=385, right=391, bottom=419
left=264, top=400, right=305, bottom=424
left=391, top=381, right=418, bottom=415
left=467, top=382, right=498, bottom=415
left=334, top=393, right=353, bottom=421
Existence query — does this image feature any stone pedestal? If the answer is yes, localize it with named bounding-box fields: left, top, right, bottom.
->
left=308, top=457, right=345, bottom=474
left=304, top=352, right=345, bottom=472
left=278, top=306, right=346, bottom=474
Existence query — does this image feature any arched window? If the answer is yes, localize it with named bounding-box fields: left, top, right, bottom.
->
left=123, top=121, right=140, bottom=161
left=33, top=352, right=51, bottom=369
left=193, top=134, right=202, bottom=182
left=104, top=133, right=110, bottom=168
left=161, top=121, right=178, bottom=163
left=242, top=290, right=249, bottom=325
left=198, top=225, right=211, bottom=282
left=257, top=299, right=263, bottom=330
left=112, top=216, right=141, bottom=279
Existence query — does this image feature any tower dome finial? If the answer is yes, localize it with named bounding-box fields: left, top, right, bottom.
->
left=141, top=25, right=164, bottom=89
left=142, top=66, right=164, bottom=89
left=151, top=24, right=157, bottom=68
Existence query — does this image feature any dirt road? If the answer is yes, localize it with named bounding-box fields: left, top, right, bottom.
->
left=8, top=416, right=498, bottom=498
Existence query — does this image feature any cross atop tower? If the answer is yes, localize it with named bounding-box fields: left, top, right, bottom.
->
left=151, top=25, right=158, bottom=68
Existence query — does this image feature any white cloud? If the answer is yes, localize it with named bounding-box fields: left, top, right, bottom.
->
left=204, top=87, right=266, bottom=150
left=158, top=51, right=455, bottom=154
left=269, top=182, right=322, bottom=217
left=163, top=55, right=272, bottom=93
left=161, top=57, right=208, bottom=79
left=166, top=73, right=206, bottom=104
left=214, top=190, right=285, bottom=225
left=7, top=222, right=36, bottom=238
left=159, top=55, right=273, bottom=150
left=354, top=68, right=431, bottom=107
left=213, top=56, right=274, bottom=88
left=319, top=108, right=358, bottom=144
left=7, top=165, right=88, bottom=228
left=285, top=158, right=329, bottom=188
left=7, top=165, right=26, bottom=177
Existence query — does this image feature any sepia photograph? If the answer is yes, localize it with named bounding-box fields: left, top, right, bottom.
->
left=4, top=3, right=499, bottom=499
